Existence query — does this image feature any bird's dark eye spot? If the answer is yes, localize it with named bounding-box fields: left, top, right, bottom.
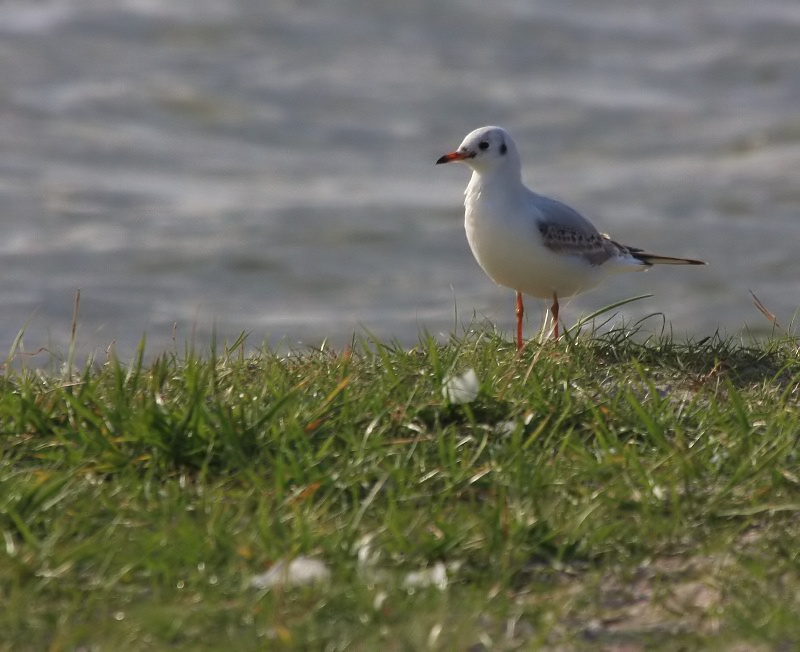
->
left=478, top=141, right=489, bottom=151
left=499, top=142, right=507, bottom=155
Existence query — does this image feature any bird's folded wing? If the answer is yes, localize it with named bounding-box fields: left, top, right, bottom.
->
left=538, top=223, right=625, bottom=266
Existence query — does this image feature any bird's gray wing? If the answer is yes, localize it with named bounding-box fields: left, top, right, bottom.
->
left=533, top=195, right=627, bottom=266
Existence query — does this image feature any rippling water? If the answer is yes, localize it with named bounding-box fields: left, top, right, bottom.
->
left=2, top=0, right=800, bottom=359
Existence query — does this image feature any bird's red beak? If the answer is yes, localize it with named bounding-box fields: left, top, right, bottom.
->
left=436, top=150, right=473, bottom=165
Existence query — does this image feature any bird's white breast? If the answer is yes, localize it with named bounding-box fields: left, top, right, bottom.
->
left=463, top=178, right=605, bottom=299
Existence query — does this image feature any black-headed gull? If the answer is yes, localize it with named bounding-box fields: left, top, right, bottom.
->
left=436, top=125, right=705, bottom=349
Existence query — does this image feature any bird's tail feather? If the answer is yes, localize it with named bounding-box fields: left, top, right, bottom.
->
left=630, top=250, right=706, bottom=266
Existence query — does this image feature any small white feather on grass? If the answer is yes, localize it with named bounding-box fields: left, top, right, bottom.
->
left=442, top=368, right=479, bottom=404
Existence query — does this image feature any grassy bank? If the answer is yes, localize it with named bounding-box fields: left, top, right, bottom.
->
left=1, top=325, right=799, bottom=650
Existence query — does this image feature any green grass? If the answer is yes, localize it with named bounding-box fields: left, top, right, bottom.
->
left=1, top=324, right=800, bottom=650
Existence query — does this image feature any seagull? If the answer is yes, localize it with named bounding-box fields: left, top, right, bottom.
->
left=436, top=125, right=705, bottom=350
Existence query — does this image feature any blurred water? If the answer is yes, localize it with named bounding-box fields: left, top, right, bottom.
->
left=2, top=0, right=800, bottom=360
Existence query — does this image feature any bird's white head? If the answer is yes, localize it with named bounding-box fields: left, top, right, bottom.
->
left=436, top=125, right=521, bottom=176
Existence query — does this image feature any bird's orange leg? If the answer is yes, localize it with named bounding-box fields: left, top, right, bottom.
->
left=515, top=291, right=524, bottom=351
left=550, top=293, right=560, bottom=340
